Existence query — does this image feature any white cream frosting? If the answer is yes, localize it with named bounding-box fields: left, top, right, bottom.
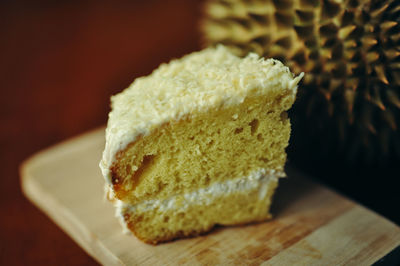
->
left=114, top=169, right=284, bottom=231
left=99, top=45, right=303, bottom=185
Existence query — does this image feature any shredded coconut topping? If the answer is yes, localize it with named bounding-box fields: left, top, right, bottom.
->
left=100, top=45, right=303, bottom=184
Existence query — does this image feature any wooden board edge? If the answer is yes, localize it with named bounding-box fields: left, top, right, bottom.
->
left=374, top=245, right=400, bottom=266
left=21, top=127, right=105, bottom=168
left=20, top=153, right=122, bottom=266
left=18, top=127, right=400, bottom=265
left=287, top=167, right=400, bottom=233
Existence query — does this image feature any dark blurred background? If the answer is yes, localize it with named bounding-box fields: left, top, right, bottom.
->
left=0, top=0, right=398, bottom=265
left=1, top=1, right=202, bottom=264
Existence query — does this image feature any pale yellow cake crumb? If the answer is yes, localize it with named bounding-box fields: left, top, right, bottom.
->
left=100, top=45, right=303, bottom=244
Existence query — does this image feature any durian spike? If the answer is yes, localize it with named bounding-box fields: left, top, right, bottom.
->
left=361, top=104, right=376, bottom=134
left=364, top=24, right=374, bottom=33
left=380, top=21, right=398, bottom=34
left=374, top=65, right=389, bottom=85
left=203, top=0, right=400, bottom=162
left=347, top=78, right=359, bottom=91
left=338, top=25, right=356, bottom=40
left=384, top=49, right=400, bottom=61
left=391, top=3, right=400, bottom=13
left=362, top=36, right=378, bottom=51
left=367, top=122, right=377, bottom=135
left=366, top=51, right=380, bottom=64
left=390, top=32, right=400, bottom=43
left=387, top=90, right=400, bottom=108
left=343, top=39, right=357, bottom=49
left=319, top=88, right=331, bottom=101
left=345, top=89, right=356, bottom=114
left=390, top=62, right=400, bottom=70
left=330, top=78, right=342, bottom=91
left=371, top=86, right=386, bottom=110
left=370, top=3, right=389, bottom=19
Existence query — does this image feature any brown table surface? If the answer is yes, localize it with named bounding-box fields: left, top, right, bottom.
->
left=1, top=1, right=202, bottom=264
left=2, top=1, right=400, bottom=265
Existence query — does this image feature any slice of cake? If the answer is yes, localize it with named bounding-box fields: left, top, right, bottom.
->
left=100, top=45, right=303, bottom=244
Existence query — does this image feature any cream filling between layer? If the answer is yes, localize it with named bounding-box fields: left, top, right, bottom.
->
left=114, top=169, right=284, bottom=232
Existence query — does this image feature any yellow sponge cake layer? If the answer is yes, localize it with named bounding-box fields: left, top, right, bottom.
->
left=118, top=170, right=279, bottom=244
left=100, top=45, right=303, bottom=243
left=111, top=94, right=291, bottom=204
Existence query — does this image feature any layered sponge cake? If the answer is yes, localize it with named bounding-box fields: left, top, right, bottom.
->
left=100, top=45, right=303, bottom=244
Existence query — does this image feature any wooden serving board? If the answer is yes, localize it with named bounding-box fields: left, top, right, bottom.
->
left=21, top=128, right=400, bottom=265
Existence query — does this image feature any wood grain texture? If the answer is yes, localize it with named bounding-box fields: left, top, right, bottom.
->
left=21, top=128, right=400, bottom=265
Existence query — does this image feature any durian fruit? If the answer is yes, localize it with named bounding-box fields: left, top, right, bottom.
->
left=202, top=0, right=400, bottom=162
